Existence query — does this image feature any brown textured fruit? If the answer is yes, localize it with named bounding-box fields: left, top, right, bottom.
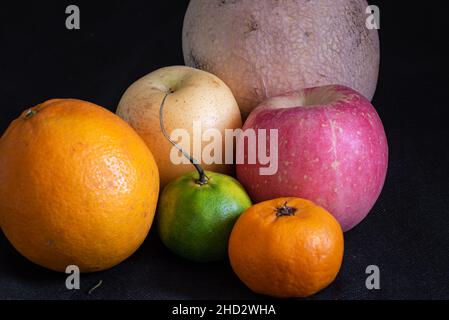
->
left=183, top=0, right=379, bottom=118
left=0, top=99, right=159, bottom=272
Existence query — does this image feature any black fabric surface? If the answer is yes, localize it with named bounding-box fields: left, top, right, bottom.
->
left=0, top=1, right=448, bottom=300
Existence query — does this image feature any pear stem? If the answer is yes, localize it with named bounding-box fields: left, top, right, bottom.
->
left=159, top=92, right=208, bottom=185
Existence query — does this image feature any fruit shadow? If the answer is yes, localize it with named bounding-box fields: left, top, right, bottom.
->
left=0, top=232, right=63, bottom=299
left=0, top=229, right=260, bottom=299
left=0, top=231, right=117, bottom=299
left=118, top=229, right=264, bottom=300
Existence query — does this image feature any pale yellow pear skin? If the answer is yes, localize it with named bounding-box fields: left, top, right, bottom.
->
left=116, top=66, right=242, bottom=187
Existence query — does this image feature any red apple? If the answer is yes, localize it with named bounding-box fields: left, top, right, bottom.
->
left=236, top=85, right=388, bottom=231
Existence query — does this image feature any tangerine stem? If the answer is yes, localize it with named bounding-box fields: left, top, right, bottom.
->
left=159, top=92, right=208, bottom=185
left=276, top=201, right=297, bottom=217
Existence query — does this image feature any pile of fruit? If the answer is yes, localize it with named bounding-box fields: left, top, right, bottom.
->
left=0, top=0, right=387, bottom=298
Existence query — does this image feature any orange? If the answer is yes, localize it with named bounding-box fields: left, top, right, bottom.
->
left=0, top=99, right=159, bottom=272
left=228, top=197, right=344, bottom=298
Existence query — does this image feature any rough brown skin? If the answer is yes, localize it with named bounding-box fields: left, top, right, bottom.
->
left=183, top=0, right=380, bottom=118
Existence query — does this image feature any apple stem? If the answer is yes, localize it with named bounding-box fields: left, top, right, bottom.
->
left=159, top=92, right=209, bottom=185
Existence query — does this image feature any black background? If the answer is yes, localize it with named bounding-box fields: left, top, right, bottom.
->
left=1, top=1, right=448, bottom=300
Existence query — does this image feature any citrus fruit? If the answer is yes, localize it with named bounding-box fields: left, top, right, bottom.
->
left=0, top=99, right=159, bottom=272
left=228, top=197, right=344, bottom=298
left=157, top=170, right=252, bottom=262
